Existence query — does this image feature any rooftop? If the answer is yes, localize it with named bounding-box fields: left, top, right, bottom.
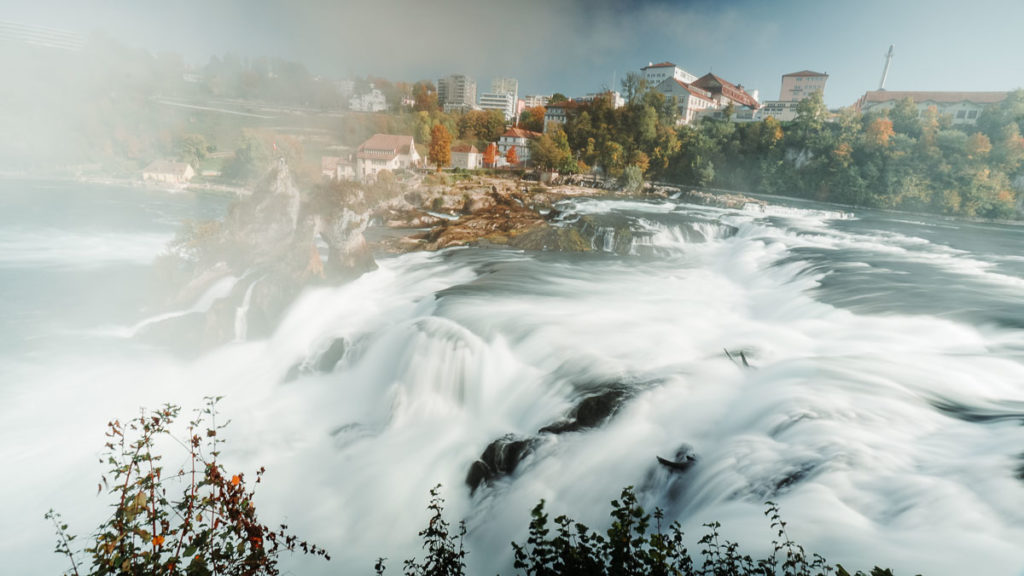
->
left=642, top=61, right=677, bottom=70
left=783, top=70, right=828, bottom=78
left=858, top=90, right=1007, bottom=105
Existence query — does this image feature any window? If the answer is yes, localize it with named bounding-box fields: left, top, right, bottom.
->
left=956, top=110, right=966, bottom=119
left=967, top=110, right=978, bottom=119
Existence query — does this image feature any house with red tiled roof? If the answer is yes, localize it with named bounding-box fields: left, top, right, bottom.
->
left=655, top=78, right=717, bottom=125
left=641, top=61, right=697, bottom=87
left=450, top=144, right=482, bottom=170
left=854, top=91, right=1007, bottom=125
left=692, top=73, right=760, bottom=110
left=497, top=127, right=541, bottom=165
left=355, top=134, right=420, bottom=179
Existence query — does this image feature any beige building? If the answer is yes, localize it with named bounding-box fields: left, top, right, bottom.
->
left=355, top=134, right=420, bottom=179
left=438, top=74, right=477, bottom=113
left=779, top=70, right=828, bottom=102
left=142, top=160, right=194, bottom=184
left=855, top=91, right=1007, bottom=125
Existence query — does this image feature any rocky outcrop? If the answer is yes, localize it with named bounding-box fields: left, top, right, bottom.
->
left=539, top=387, right=632, bottom=434
left=465, top=435, right=538, bottom=494
left=139, top=162, right=386, bottom=352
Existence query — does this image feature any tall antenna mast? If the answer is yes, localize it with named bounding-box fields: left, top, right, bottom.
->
left=878, top=44, right=894, bottom=90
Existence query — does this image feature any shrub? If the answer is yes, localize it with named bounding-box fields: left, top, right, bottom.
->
left=46, top=398, right=329, bottom=576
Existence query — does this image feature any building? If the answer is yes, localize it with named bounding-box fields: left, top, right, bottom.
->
left=142, top=160, right=194, bottom=185
left=497, top=127, right=541, bottom=164
left=450, top=144, right=482, bottom=170
left=349, top=86, right=387, bottom=112
left=691, top=73, right=760, bottom=110
left=321, top=156, right=355, bottom=180
left=654, top=79, right=717, bottom=125
left=355, top=134, right=420, bottom=179
left=641, top=62, right=697, bottom=87
left=479, top=91, right=516, bottom=121
left=854, top=91, right=1007, bottom=125
left=779, top=70, right=828, bottom=102
left=543, top=102, right=573, bottom=133
left=438, top=74, right=477, bottom=113
left=522, top=94, right=551, bottom=108
left=757, top=100, right=801, bottom=122
left=579, top=91, right=626, bottom=109
left=491, top=77, right=519, bottom=105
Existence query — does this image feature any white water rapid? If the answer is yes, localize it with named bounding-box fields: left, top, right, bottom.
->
left=2, top=182, right=1024, bottom=576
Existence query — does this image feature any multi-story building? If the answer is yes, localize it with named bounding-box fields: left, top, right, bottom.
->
left=349, top=86, right=387, bottom=112
left=491, top=77, right=519, bottom=104
left=691, top=73, right=760, bottom=110
left=479, top=91, right=516, bottom=121
left=641, top=62, right=697, bottom=88
left=779, top=70, right=828, bottom=102
left=543, top=101, right=581, bottom=133
left=438, top=74, right=477, bottom=113
left=355, top=134, right=420, bottom=180
left=497, top=127, right=541, bottom=164
left=522, top=94, right=551, bottom=108
left=854, top=91, right=1007, bottom=125
left=654, top=79, right=717, bottom=125
left=579, top=91, right=626, bottom=109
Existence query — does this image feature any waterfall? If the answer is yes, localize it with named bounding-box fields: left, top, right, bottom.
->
left=234, top=277, right=260, bottom=342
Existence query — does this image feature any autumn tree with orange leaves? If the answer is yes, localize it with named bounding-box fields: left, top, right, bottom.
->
left=505, top=146, right=519, bottom=166
left=483, top=142, right=497, bottom=167
left=429, top=124, right=452, bottom=172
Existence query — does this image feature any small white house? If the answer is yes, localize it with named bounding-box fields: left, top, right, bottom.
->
left=142, top=160, right=194, bottom=184
left=356, top=134, right=420, bottom=179
left=450, top=144, right=482, bottom=170
left=349, top=87, right=387, bottom=112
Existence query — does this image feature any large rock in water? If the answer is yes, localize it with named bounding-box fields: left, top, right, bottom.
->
left=539, top=387, right=632, bottom=434
left=465, top=435, right=538, bottom=494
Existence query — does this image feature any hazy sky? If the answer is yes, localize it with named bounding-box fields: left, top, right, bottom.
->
left=8, top=0, right=1024, bottom=107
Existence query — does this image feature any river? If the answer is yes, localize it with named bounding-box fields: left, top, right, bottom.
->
left=2, top=178, right=1024, bottom=575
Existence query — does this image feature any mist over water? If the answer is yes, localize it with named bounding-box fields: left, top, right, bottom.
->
left=3, top=179, right=1024, bottom=575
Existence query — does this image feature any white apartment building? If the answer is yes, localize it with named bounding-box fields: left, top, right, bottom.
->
left=641, top=61, right=697, bottom=87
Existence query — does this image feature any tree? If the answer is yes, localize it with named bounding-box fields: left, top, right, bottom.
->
left=483, top=142, right=497, bottom=167
left=429, top=124, right=452, bottom=172
left=519, top=106, right=547, bottom=133
left=530, top=127, right=573, bottom=172
left=865, top=117, right=895, bottom=147
left=620, top=71, right=649, bottom=104
left=177, top=133, right=211, bottom=169
left=549, top=93, right=568, bottom=104
left=413, top=81, right=438, bottom=113
left=506, top=145, right=519, bottom=166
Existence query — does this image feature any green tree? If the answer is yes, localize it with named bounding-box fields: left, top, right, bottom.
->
left=620, top=71, right=649, bottom=105
left=177, top=133, right=211, bottom=169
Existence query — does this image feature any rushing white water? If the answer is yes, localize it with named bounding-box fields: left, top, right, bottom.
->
left=3, top=180, right=1024, bottom=575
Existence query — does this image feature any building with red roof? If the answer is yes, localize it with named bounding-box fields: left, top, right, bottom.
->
left=854, top=91, right=1006, bottom=125
left=497, top=127, right=541, bottom=165
left=641, top=61, right=697, bottom=87
left=654, top=78, right=717, bottom=125
left=355, top=134, right=420, bottom=179
left=692, top=73, right=760, bottom=110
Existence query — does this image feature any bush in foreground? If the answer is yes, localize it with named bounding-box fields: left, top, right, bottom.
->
left=46, top=398, right=328, bottom=576
left=384, top=485, right=915, bottom=576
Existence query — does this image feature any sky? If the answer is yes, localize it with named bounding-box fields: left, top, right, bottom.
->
left=6, top=0, right=1024, bottom=108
